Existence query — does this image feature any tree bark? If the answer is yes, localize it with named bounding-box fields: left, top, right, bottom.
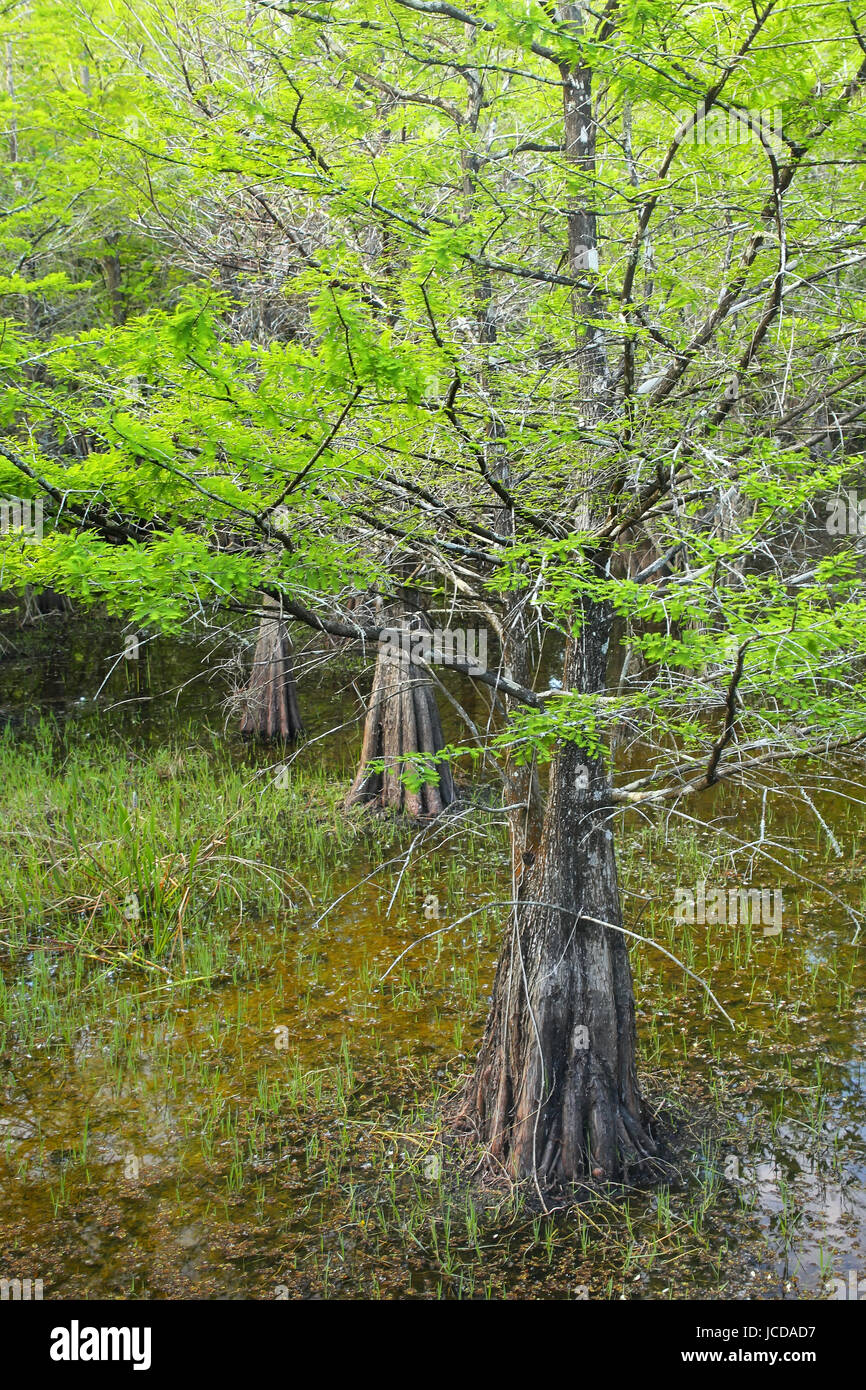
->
left=459, top=606, right=657, bottom=1187
left=345, top=618, right=455, bottom=817
left=239, top=597, right=304, bottom=741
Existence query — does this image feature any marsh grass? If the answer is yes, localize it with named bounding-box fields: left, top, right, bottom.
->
left=0, top=719, right=401, bottom=969
left=0, top=725, right=863, bottom=1298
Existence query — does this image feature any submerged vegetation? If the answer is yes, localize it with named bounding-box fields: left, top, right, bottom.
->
left=1, top=697, right=863, bottom=1298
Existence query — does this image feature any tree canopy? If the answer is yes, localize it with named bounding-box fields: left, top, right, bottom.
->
left=2, top=0, right=865, bottom=831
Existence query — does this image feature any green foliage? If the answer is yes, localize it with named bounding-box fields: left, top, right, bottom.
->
left=1, top=0, right=866, bottom=785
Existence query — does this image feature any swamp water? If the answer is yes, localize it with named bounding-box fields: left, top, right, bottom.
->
left=0, top=616, right=864, bottom=1299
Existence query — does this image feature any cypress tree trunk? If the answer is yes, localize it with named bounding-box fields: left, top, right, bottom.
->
left=345, top=619, right=455, bottom=817
left=454, top=3, right=658, bottom=1189
left=239, top=597, right=304, bottom=742
left=459, top=605, right=657, bottom=1187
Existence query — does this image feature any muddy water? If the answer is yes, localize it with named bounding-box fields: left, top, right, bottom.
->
left=0, top=613, right=864, bottom=1299
left=636, top=860, right=866, bottom=1298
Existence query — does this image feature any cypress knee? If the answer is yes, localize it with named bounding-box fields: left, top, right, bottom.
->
left=239, top=598, right=304, bottom=742
left=346, top=623, right=455, bottom=817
